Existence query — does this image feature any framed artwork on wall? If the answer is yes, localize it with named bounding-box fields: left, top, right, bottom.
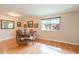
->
left=24, top=24, right=27, bottom=28
left=34, top=23, right=38, bottom=28
left=1, top=20, right=15, bottom=29
left=17, top=22, right=21, bottom=27
left=27, top=21, right=33, bottom=28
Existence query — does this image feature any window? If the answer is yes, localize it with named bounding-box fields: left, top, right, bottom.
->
left=41, top=17, right=61, bottom=31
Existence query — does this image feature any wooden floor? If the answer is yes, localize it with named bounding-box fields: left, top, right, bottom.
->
left=0, top=39, right=79, bottom=54
left=36, top=39, right=79, bottom=54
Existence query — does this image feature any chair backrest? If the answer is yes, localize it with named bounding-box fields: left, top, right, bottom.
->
left=29, top=29, right=34, bottom=36
left=16, top=29, right=22, bottom=36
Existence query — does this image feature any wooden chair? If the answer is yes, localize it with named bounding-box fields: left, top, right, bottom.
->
left=27, top=29, right=38, bottom=41
left=16, top=29, right=27, bottom=46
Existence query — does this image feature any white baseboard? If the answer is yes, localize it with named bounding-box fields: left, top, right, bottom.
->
left=39, top=37, right=79, bottom=46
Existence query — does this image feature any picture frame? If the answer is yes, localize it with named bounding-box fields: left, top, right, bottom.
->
left=1, top=20, right=15, bottom=29
left=24, top=24, right=27, bottom=28
left=17, top=22, right=21, bottom=27
left=34, top=23, right=38, bottom=28
left=27, top=21, right=33, bottom=28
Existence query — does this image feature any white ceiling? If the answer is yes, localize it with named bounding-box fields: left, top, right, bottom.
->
left=0, top=4, right=79, bottom=17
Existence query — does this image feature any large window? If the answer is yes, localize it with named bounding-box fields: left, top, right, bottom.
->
left=41, top=17, right=61, bottom=31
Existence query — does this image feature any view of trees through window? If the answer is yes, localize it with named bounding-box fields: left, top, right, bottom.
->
left=41, top=17, right=61, bottom=31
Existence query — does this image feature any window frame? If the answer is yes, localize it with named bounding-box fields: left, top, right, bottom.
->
left=41, top=16, right=61, bottom=32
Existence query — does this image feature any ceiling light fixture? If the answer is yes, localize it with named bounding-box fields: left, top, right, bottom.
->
left=8, top=12, right=21, bottom=17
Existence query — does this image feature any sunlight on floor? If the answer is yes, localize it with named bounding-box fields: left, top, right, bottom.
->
left=36, top=43, right=63, bottom=54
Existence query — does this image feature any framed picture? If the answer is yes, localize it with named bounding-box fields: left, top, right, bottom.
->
left=24, top=24, right=27, bottom=28
left=17, top=22, right=21, bottom=27
left=27, top=21, right=33, bottom=28
left=34, top=23, right=38, bottom=28
left=1, top=20, right=15, bottom=29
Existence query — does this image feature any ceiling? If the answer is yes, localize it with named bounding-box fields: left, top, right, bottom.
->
left=0, top=4, right=79, bottom=17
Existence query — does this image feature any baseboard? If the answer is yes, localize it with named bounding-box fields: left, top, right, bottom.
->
left=39, top=37, right=79, bottom=46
